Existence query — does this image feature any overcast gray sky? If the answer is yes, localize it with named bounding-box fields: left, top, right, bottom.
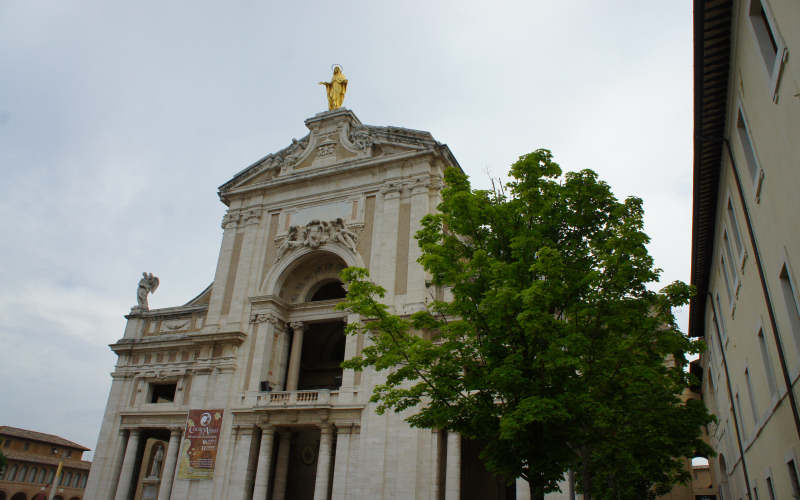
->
left=0, top=1, right=693, bottom=458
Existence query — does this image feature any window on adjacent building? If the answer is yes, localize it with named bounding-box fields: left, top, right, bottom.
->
left=46, top=469, right=54, bottom=483
left=150, top=383, right=177, bottom=403
left=721, top=255, right=735, bottom=305
left=736, top=106, right=765, bottom=201
left=727, top=198, right=745, bottom=265
left=715, top=294, right=728, bottom=344
left=723, top=230, right=740, bottom=296
left=765, top=475, right=776, bottom=500
left=17, top=464, right=28, bottom=482
left=780, top=262, right=800, bottom=351
left=745, top=368, right=759, bottom=426
left=747, top=0, right=787, bottom=100
left=3, top=438, right=11, bottom=447
left=758, top=329, right=777, bottom=395
left=788, top=459, right=800, bottom=498
left=735, top=392, right=747, bottom=440
left=37, top=468, right=46, bottom=483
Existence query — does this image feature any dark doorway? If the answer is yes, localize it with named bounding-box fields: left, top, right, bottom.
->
left=298, top=321, right=345, bottom=390
left=461, top=438, right=515, bottom=500
left=285, top=428, right=320, bottom=500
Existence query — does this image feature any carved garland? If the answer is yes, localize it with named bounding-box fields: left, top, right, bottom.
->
left=274, top=218, right=360, bottom=262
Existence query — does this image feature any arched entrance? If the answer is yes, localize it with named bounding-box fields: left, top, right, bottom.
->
left=10, top=492, right=27, bottom=500
left=272, top=251, right=350, bottom=392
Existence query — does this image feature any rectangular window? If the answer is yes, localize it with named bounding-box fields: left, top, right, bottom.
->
left=716, top=294, right=728, bottom=344
left=747, top=0, right=787, bottom=100
left=727, top=198, right=745, bottom=264
left=758, top=329, right=777, bottom=395
left=721, top=255, right=735, bottom=304
left=735, top=392, right=748, bottom=440
left=150, top=383, right=177, bottom=403
left=765, top=476, right=776, bottom=500
left=745, top=368, right=759, bottom=425
left=723, top=230, right=740, bottom=296
left=780, top=263, right=800, bottom=351
left=788, top=459, right=800, bottom=498
left=736, top=107, right=765, bottom=200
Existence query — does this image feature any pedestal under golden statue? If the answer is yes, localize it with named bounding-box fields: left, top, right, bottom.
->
left=319, top=65, right=348, bottom=110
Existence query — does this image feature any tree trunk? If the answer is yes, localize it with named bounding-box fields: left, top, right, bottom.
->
left=580, top=447, right=592, bottom=500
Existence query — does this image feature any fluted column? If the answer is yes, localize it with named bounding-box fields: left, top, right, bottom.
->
left=271, top=430, right=292, bottom=500
left=106, top=429, right=128, bottom=500
left=157, top=427, right=182, bottom=500
left=252, top=425, right=276, bottom=500
left=313, top=425, right=334, bottom=500
left=113, top=429, right=141, bottom=500
left=286, top=322, right=305, bottom=391
left=444, top=431, right=460, bottom=500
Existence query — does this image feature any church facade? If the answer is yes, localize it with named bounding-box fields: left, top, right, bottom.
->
left=84, top=108, right=527, bottom=500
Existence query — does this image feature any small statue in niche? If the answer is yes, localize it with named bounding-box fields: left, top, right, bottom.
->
left=149, top=445, right=164, bottom=478
left=134, top=272, right=160, bottom=311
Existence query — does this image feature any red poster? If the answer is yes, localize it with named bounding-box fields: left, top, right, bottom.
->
left=177, top=409, right=224, bottom=479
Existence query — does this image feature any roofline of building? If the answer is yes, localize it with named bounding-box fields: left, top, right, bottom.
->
left=689, top=0, right=733, bottom=338
left=0, top=426, right=90, bottom=451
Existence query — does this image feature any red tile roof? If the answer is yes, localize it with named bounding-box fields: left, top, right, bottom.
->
left=0, top=426, right=90, bottom=451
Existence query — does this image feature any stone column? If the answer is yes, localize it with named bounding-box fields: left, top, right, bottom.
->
left=229, top=426, right=255, bottom=500
left=286, top=322, right=305, bottom=391
left=271, top=430, right=292, bottom=500
left=444, top=431, right=460, bottom=500
left=516, top=477, right=531, bottom=500
left=272, top=430, right=292, bottom=500
left=338, top=314, right=359, bottom=397
left=331, top=424, right=353, bottom=500
left=106, top=429, right=128, bottom=500
left=249, top=316, right=284, bottom=391
left=156, top=427, right=182, bottom=500
left=430, top=429, right=441, bottom=500
left=113, top=429, right=141, bottom=500
left=252, top=425, right=276, bottom=500
left=313, top=425, right=334, bottom=500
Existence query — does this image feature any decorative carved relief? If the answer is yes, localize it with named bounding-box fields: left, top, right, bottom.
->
left=222, top=205, right=265, bottom=229
left=250, top=313, right=285, bottom=331
left=162, top=319, right=190, bottom=331
left=317, top=142, right=336, bottom=157
left=348, top=125, right=373, bottom=151
left=274, top=218, right=359, bottom=262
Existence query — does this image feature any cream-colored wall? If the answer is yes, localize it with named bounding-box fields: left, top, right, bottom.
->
left=701, top=1, right=800, bottom=499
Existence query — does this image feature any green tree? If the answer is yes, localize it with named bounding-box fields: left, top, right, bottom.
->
left=338, top=149, right=713, bottom=500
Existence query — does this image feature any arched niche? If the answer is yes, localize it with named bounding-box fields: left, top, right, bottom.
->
left=274, top=251, right=349, bottom=304
left=262, top=243, right=362, bottom=300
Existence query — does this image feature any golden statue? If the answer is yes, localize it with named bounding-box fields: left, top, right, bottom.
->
left=319, top=65, right=348, bottom=110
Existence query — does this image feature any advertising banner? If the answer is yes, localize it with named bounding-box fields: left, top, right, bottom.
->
left=177, top=409, right=224, bottom=480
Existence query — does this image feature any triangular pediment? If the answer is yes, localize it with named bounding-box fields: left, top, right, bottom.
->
left=219, top=109, right=450, bottom=197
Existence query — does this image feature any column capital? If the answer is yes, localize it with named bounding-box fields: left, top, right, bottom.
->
left=169, top=426, right=183, bottom=436
left=289, top=321, right=304, bottom=331
left=319, top=424, right=333, bottom=436
left=259, top=423, right=275, bottom=434
left=129, top=428, right=141, bottom=437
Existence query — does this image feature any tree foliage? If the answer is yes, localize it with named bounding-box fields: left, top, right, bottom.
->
left=338, top=149, right=713, bottom=499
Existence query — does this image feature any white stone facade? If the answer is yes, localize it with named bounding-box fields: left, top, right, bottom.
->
left=84, top=109, right=531, bottom=499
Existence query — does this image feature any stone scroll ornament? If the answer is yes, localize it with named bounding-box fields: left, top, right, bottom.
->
left=133, top=272, right=160, bottom=312
left=275, top=218, right=358, bottom=262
